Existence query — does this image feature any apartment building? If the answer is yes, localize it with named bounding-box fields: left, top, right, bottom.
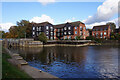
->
left=54, top=21, right=88, bottom=40
left=32, top=21, right=88, bottom=40
left=32, top=22, right=54, bottom=40
left=92, top=25, right=111, bottom=39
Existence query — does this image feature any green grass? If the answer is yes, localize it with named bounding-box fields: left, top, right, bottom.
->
left=2, top=48, right=34, bottom=80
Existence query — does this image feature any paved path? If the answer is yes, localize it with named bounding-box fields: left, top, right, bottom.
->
left=5, top=48, right=60, bottom=79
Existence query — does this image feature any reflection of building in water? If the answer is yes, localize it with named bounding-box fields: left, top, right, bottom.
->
left=54, top=47, right=88, bottom=64
left=46, top=47, right=57, bottom=64
left=73, top=47, right=88, bottom=64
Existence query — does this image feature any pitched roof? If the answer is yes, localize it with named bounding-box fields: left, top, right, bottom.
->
left=54, top=21, right=84, bottom=28
left=32, top=22, right=52, bottom=27
left=93, top=25, right=109, bottom=30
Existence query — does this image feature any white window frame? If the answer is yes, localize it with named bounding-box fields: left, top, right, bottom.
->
left=46, top=36, right=49, bottom=39
left=51, top=32, right=53, bottom=35
left=46, top=31, right=49, bottom=35
left=68, top=27, right=71, bottom=30
left=64, top=27, right=67, bottom=30
left=68, top=31, right=71, bottom=35
left=33, top=32, right=35, bottom=35
left=33, top=27, right=35, bottom=30
left=39, top=27, right=41, bottom=31
left=51, top=37, right=53, bottom=40
left=46, top=26, right=49, bottom=30
left=64, top=32, right=67, bottom=35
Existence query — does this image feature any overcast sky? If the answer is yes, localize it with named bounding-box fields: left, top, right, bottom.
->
left=0, top=0, right=119, bottom=32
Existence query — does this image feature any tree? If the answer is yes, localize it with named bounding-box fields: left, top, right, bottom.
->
left=106, top=22, right=116, bottom=32
left=1, top=31, right=6, bottom=38
left=17, top=20, right=32, bottom=38
left=38, top=32, right=47, bottom=44
left=8, top=20, right=32, bottom=38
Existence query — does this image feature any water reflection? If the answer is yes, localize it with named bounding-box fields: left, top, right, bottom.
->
left=8, top=46, right=119, bottom=78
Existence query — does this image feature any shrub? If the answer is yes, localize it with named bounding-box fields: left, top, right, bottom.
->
left=38, top=32, right=47, bottom=44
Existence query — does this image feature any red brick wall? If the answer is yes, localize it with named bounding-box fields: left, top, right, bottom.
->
left=54, top=29, right=58, bottom=40
left=92, top=26, right=111, bottom=39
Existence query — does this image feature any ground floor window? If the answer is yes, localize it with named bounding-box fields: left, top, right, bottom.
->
left=64, top=36, right=67, bottom=39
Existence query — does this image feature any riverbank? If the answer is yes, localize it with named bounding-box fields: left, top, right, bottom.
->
left=43, top=43, right=101, bottom=47
left=3, top=48, right=59, bottom=79
left=2, top=48, right=32, bottom=79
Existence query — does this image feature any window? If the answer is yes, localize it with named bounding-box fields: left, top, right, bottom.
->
left=37, top=32, right=38, bottom=36
left=46, top=36, right=49, bottom=39
left=68, top=31, right=71, bottom=35
left=46, top=26, right=49, bottom=30
left=64, top=36, right=67, bottom=39
left=75, top=27, right=77, bottom=29
left=74, top=36, right=77, bottom=39
left=33, top=32, right=35, bottom=35
left=46, top=31, right=49, bottom=35
left=68, top=27, right=71, bottom=30
left=61, top=28, right=63, bottom=31
left=75, top=31, right=77, bottom=34
left=104, top=32, right=106, bottom=35
left=64, top=27, right=67, bottom=30
left=39, top=32, right=41, bottom=35
left=33, top=27, right=35, bottom=30
left=68, top=36, right=71, bottom=39
left=51, top=37, right=53, bottom=40
left=58, top=33, right=60, bottom=36
left=104, top=36, right=106, bottom=39
left=37, top=27, right=39, bottom=31
left=51, top=32, right=53, bottom=35
left=84, top=32, right=85, bottom=35
left=58, top=29, right=60, bottom=32
left=101, top=32, right=103, bottom=36
left=96, top=33, right=98, bottom=38
left=54, top=33, right=56, bottom=35
left=50, top=27, right=53, bottom=31
left=80, top=26, right=82, bottom=30
left=80, top=32, right=82, bottom=35
left=50, top=26, right=53, bottom=29
left=64, top=32, right=67, bottom=35
left=39, top=27, right=41, bottom=31
left=83, top=27, right=85, bottom=30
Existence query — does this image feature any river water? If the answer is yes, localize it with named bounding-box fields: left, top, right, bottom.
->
left=8, top=45, right=119, bottom=78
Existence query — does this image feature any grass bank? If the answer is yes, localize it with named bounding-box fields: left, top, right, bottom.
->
left=2, top=48, right=33, bottom=80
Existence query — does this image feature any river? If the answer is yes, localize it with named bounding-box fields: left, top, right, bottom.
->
left=8, top=45, right=119, bottom=78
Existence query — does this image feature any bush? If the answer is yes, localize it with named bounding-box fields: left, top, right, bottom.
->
left=38, top=32, right=47, bottom=44
left=86, top=36, right=95, bottom=40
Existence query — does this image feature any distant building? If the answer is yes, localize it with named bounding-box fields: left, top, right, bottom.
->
left=32, top=22, right=54, bottom=40
left=114, top=28, right=119, bottom=34
left=92, top=25, right=111, bottom=39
